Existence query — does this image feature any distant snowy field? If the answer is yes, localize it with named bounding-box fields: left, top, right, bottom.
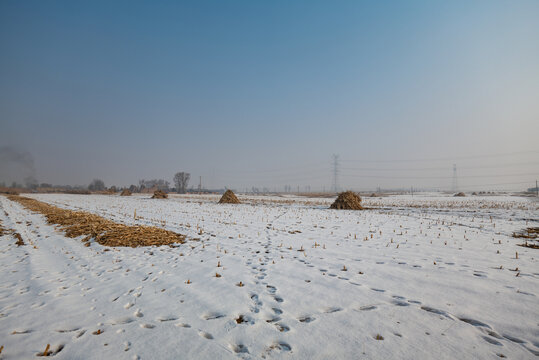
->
left=0, top=193, right=537, bottom=359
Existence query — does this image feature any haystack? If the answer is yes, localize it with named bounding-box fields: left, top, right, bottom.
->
left=454, top=192, right=466, bottom=197
left=152, top=189, right=168, bottom=199
left=120, top=189, right=132, bottom=196
left=219, top=190, right=240, bottom=204
left=330, top=191, right=363, bottom=210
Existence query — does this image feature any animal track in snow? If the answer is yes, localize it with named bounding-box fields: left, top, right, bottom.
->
left=202, top=312, right=226, bottom=320
left=229, top=343, right=248, bottom=354
left=198, top=331, right=213, bottom=339
left=175, top=322, right=191, bottom=328
left=297, top=315, right=315, bottom=323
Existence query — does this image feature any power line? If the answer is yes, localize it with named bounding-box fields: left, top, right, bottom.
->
left=340, top=172, right=539, bottom=179
left=340, top=161, right=539, bottom=172
left=454, top=181, right=534, bottom=189
left=340, top=150, right=539, bottom=163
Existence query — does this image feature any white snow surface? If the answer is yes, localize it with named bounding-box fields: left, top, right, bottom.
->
left=0, top=193, right=538, bottom=359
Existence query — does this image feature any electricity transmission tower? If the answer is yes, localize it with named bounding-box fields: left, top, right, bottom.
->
left=452, top=164, right=458, bottom=192
left=332, top=154, right=340, bottom=193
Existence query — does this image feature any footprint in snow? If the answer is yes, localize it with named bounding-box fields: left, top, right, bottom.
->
left=228, top=343, right=248, bottom=354
left=392, top=300, right=410, bottom=307
left=109, top=317, right=134, bottom=325
left=156, top=315, right=178, bottom=322
left=322, top=307, right=342, bottom=313
left=421, top=306, right=452, bottom=319
left=175, top=322, right=191, bottom=328
left=198, top=331, right=213, bottom=339
left=74, top=330, right=86, bottom=339
left=202, top=312, right=225, bottom=320
left=458, top=317, right=490, bottom=328
left=272, top=308, right=283, bottom=315
left=483, top=336, right=503, bottom=346
left=501, top=334, right=526, bottom=344
left=268, top=341, right=291, bottom=352
left=55, top=326, right=80, bottom=333
left=297, top=315, right=315, bottom=323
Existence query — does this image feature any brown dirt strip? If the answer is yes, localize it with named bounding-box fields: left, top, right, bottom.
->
left=6, top=195, right=185, bottom=247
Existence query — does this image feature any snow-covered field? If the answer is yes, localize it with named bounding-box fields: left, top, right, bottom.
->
left=0, top=193, right=537, bottom=359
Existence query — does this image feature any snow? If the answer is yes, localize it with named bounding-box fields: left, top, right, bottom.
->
left=0, top=193, right=538, bottom=359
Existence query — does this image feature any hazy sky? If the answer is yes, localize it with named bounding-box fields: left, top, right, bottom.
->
left=1, top=0, right=538, bottom=191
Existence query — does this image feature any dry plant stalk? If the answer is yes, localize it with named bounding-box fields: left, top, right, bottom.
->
left=14, top=232, right=25, bottom=246
left=7, top=195, right=185, bottom=248
left=43, top=344, right=50, bottom=356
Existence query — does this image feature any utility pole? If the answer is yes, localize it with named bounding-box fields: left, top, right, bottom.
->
left=536, top=180, right=538, bottom=197
left=332, top=154, right=340, bottom=193
left=452, top=164, right=458, bottom=192
left=198, top=176, right=202, bottom=193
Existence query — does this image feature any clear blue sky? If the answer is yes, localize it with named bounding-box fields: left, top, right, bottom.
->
left=1, top=0, right=538, bottom=191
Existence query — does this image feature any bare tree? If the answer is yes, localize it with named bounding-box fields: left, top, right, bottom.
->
left=88, top=179, right=106, bottom=191
left=24, top=176, right=38, bottom=190
left=138, top=179, right=170, bottom=191
left=173, top=172, right=190, bottom=194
